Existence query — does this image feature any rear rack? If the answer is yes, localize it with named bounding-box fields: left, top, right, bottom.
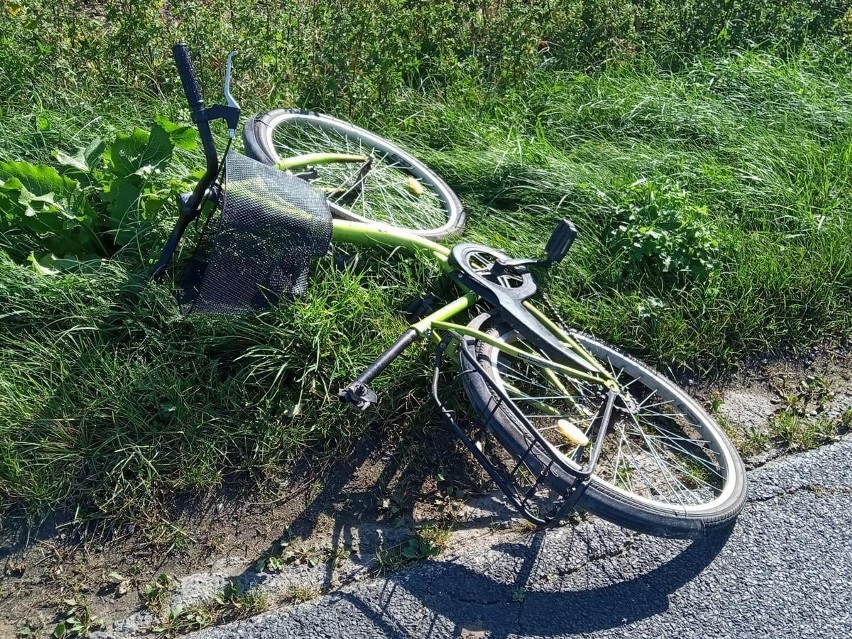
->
left=431, top=330, right=616, bottom=525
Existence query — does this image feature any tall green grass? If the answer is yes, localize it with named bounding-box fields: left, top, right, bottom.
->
left=387, top=46, right=852, bottom=365
left=2, top=1, right=849, bottom=119
left=2, top=2, right=852, bottom=526
left=0, top=250, right=439, bottom=520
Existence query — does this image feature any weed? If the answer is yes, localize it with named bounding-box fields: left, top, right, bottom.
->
left=709, top=392, right=724, bottom=416
left=106, top=571, right=132, bottom=598
left=770, top=412, right=838, bottom=452
left=152, top=604, right=214, bottom=637
left=325, top=545, right=352, bottom=571
left=778, top=392, right=807, bottom=417
left=151, top=581, right=267, bottom=636
left=512, top=587, right=527, bottom=603
left=379, top=492, right=406, bottom=522
left=51, top=598, right=102, bottom=638
left=374, top=546, right=404, bottom=575
left=255, top=555, right=285, bottom=573
left=609, top=179, right=718, bottom=282
left=799, top=375, right=834, bottom=408
left=736, top=427, right=771, bottom=457
left=140, top=574, right=180, bottom=616
left=375, top=523, right=450, bottom=575
left=214, top=581, right=268, bottom=618
left=286, top=585, right=321, bottom=604
left=433, top=486, right=467, bottom=523
left=254, top=542, right=351, bottom=574
left=280, top=545, right=323, bottom=568
left=0, top=119, right=194, bottom=269
left=511, top=519, right=538, bottom=533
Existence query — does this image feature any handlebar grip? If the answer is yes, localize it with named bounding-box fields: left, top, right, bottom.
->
left=172, top=43, right=204, bottom=115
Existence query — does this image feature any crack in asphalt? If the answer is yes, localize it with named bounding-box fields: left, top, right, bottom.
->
left=748, top=483, right=852, bottom=503
left=537, top=533, right=637, bottom=584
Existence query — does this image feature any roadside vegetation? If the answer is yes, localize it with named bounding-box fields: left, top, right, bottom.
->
left=2, top=0, right=852, bottom=532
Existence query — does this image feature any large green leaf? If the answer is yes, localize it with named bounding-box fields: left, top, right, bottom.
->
left=54, top=138, right=106, bottom=173
left=27, top=251, right=103, bottom=275
left=103, top=176, right=142, bottom=224
left=105, top=122, right=180, bottom=178
left=106, top=128, right=157, bottom=178
left=0, top=161, right=78, bottom=198
left=0, top=176, right=99, bottom=257
left=0, top=179, right=68, bottom=233
left=155, top=115, right=197, bottom=151
left=0, top=178, right=26, bottom=219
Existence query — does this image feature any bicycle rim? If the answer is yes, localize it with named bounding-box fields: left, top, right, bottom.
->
left=244, top=110, right=463, bottom=239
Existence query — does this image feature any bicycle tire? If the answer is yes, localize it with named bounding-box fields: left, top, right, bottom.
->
left=459, top=313, right=747, bottom=538
left=243, top=109, right=464, bottom=240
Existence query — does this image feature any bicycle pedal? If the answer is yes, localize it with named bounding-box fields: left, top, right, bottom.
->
left=338, top=381, right=378, bottom=411
left=544, top=219, right=577, bottom=265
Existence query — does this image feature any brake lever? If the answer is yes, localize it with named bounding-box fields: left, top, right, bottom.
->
left=223, top=51, right=240, bottom=138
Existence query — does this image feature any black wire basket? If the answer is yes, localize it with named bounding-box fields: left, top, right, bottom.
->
left=178, top=151, right=333, bottom=315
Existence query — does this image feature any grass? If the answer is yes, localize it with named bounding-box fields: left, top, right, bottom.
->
left=2, top=5, right=852, bottom=530
left=147, top=580, right=268, bottom=637
left=719, top=379, right=852, bottom=457
left=374, top=524, right=451, bottom=575
left=394, top=46, right=852, bottom=367
left=286, top=585, right=321, bottom=605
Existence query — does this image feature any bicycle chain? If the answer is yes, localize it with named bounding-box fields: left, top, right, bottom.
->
left=540, top=287, right=573, bottom=336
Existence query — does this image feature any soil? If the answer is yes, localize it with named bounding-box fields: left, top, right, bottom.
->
left=0, top=425, right=496, bottom=638
left=1, top=340, right=850, bottom=639
left=701, top=339, right=852, bottom=466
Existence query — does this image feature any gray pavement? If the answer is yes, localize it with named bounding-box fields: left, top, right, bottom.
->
left=189, top=435, right=852, bottom=639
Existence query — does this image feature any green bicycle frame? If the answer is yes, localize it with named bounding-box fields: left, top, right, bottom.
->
left=331, top=219, right=616, bottom=395
left=275, top=152, right=367, bottom=172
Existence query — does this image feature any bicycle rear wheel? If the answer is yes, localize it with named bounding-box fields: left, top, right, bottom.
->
left=243, top=109, right=464, bottom=240
left=459, top=313, right=747, bottom=538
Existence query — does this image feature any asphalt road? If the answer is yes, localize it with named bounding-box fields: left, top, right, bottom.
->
left=189, top=435, right=852, bottom=639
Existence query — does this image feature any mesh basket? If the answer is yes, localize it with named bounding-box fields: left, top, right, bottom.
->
left=179, top=151, right=333, bottom=314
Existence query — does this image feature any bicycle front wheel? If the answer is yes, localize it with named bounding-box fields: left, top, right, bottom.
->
left=243, top=109, right=464, bottom=240
left=459, top=313, right=747, bottom=538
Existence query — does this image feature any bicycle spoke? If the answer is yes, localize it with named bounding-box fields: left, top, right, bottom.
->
left=482, top=322, right=735, bottom=509
left=270, top=119, right=448, bottom=231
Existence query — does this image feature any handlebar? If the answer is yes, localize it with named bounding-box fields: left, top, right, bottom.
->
left=151, top=44, right=240, bottom=281
left=170, top=43, right=218, bottom=214
left=172, top=43, right=206, bottom=117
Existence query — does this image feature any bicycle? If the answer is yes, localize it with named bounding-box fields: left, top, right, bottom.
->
left=154, top=44, right=747, bottom=539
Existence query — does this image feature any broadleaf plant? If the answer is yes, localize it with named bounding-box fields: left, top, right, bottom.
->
left=608, top=179, right=719, bottom=284
left=0, top=117, right=197, bottom=271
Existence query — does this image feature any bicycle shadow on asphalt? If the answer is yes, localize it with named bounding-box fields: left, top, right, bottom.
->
left=335, top=523, right=734, bottom=638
